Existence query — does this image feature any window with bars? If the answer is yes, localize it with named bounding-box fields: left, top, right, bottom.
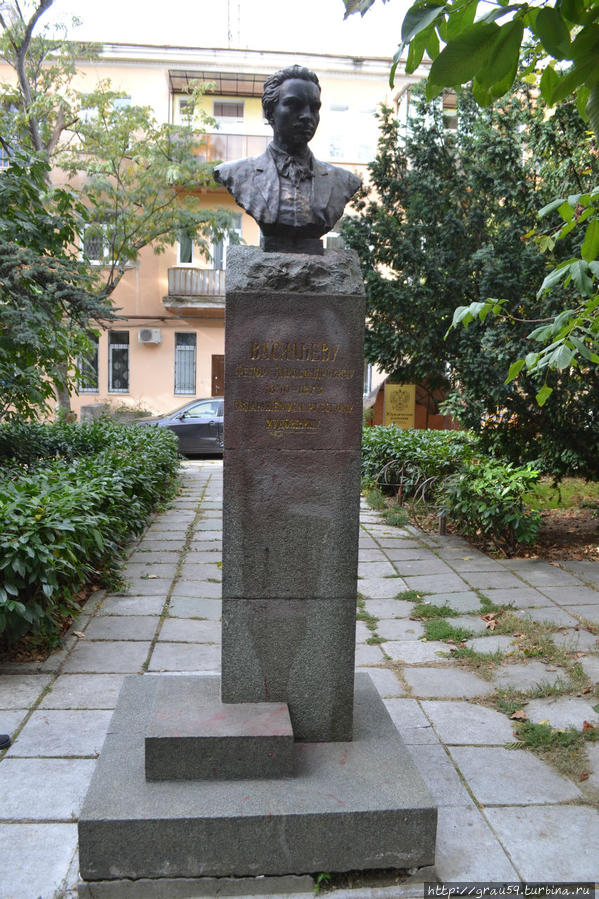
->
left=213, top=100, right=244, bottom=122
left=108, top=331, right=129, bottom=393
left=83, top=223, right=109, bottom=264
left=174, top=332, right=197, bottom=395
left=78, top=336, right=99, bottom=393
left=211, top=213, right=242, bottom=269
left=178, top=232, right=194, bottom=264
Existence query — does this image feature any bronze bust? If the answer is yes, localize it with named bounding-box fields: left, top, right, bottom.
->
left=213, top=65, right=361, bottom=254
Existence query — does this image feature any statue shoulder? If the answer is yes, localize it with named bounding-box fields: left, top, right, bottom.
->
left=317, top=159, right=362, bottom=193
left=214, top=151, right=271, bottom=186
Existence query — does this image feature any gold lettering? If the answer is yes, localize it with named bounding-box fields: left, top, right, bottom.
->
left=250, top=341, right=260, bottom=360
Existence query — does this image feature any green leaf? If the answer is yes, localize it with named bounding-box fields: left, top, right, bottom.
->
left=558, top=199, right=575, bottom=222
left=342, top=0, right=378, bottom=18
left=570, top=23, right=599, bottom=64
left=546, top=59, right=596, bottom=104
left=401, top=3, right=445, bottom=43
left=505, top=358, right=525, bottom=382
left=536, top=384, right=554, bottom=406
left=405, top=30, right=429, bottom=74
left=537, top=263, right=570, bottom=297
left=540, top=65, right=560, bottom=104
left=577, top=84, right=591, bottom=119
left=428, top=21, right=501, bottom=91
left=586, top=82, right=599, bottom=143
left=561, top=0, right=588, bottom=27
left=532, top=6, right=571, bottom=59
left=446, top=0, right=478, bottom=38
left=570, top=259, right=594, bottom=295
left=475, top=19, right=524, bottom=89
left=553, top=344, right=576, bottom=369
left=581, top=218, right=599, bottom=263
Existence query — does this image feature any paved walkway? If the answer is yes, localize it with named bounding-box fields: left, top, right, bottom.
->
left=1, top=460, right=598, bottom=898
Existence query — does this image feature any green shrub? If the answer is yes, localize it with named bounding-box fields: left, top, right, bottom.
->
left=440, top=459, right=542, bottom=555
left=361, top=426, right=477, bottom=498
left=0, top=420, right=180, bottom=645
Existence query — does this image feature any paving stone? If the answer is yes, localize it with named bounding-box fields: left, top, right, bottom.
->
left=562, top=604, right=599, bottom=624
left=194, top=520, right=222, bottom=532
left=551, top=627, right=599, bottom=651
left=355, top=621, right=371, bottom=642
left=0, top=675, right=52, bottom=709
left=140, top=539, right=187, bottom=552
left=581, top=653, right=599, bottom=681
left=383, top=548, right=435, bottom=562
left=484, top=806, right=599, bottom=880
left=435, top=806, right=518, bottom=881
left=0, top=822, right=78, bottom=899
left=159, top=618, right=221, bottom=642
left=184, top=550, right=222, bottom=562
left=7, top=709, right=112, bottom=757
left=502, top=559, right=581, bottom=587
left=171, top=579, right=222, bottom=599
left=127, top=550, right=180, bottom=564
left=0, top=710, right=27, bottom=740
left=403, top=573, right=468, bottom=594
left=383, top=699, right=438, bottom=744
left=168, top=597, right=222, bottom=619
left=123, top=562, right=179, bottom=579
left=356, top=577, right=408, bottom=598
left=40, top=675, right=125, bottom=710
left=393, top=559, right=456, bottom=577
left=479, top=587, right=552, bottom=609
left=62, top=641, right=150, bottom=674
left=421, top=700, right=515, bottom=745
left=358, top=534, right=377, bottom=548
left=82, top=615, right=160, bottom=641
left=354, top=643, right=386, bottom=665
left=377, top=619, right=425, bottom=640
left=148, top=642, right=221, bottom=672
left=426, top=591, right=483, bottom=612
left=357, top=560, right=398, bottom=578
left=375, top=537, right=422, bottom=549
left=178, top=563, right=222, bottom=581
left=358, top=549, right=391, bottom=563
left=465, top=635, right=521, bottom=654
left=358, top=666, right=405, bottom=697
left=124, top=577, right=173, bottom=596
left=97, top=596, right=166, bottom=616
left=538, top=585, right=599, bottom=606
left=585, top=743, right=599, bottom=791
left=403, top=667, right=493, bottom=699
left=463, top=571, right=528, bottom=590
left=405, top=744, right=474, bottom=806
left=0, top=758, right=96, bottom=819
left=187, top=539, right=222, bottom=552
left=560, top=560, right=599, bottom=586
left=361, top=599, right=414, bottom=618
left=525, top=696, right=599, bottom=729
left=450, top=615, right=488, bottom=634
left=450, top=747, right=581, bottom=804
left=445, top=556, right=508, bottom=573
left=384, top=640, right=451, bottom=664
left=517, top=606, right=579, bottom=627
left=492, top=661, right=569, bottom=691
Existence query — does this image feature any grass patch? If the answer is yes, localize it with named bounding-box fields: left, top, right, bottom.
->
left=363, top=486, right=387, bottom=511
left=412, top=602, right=460, bottom=619
left=356, top=598, right=379, bottom=633
left=478, top=593, right=515, bottom=614
left=366, top=635, right=386, bottom=645
left=381, top=506, right=410, bottom=528
left=524, top=476, right=599, bottom=512
left=449, top=646, right=506, bottom=677
left=424, top=619, right=473, bottom=642
left=396, top=589, right=426, bottom=603
left=508, top=719, right=599, bottom=780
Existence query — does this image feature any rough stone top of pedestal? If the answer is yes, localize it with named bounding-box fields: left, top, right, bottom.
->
left=226, top=246, right=364, bottom=296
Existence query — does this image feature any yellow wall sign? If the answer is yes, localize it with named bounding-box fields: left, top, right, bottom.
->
left=384, top=383, right=416, bottom=429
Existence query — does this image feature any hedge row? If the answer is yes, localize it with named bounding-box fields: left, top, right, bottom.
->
left=0, top=420, right=180, bottom=646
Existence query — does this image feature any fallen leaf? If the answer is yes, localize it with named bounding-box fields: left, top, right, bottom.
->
left=73, top=631, right=85, bottom=639
left=513, top=631, right=524, bottom=638
left=576, top=652, right=586, bottom=658
left=485, top=620, right=497, bottom=631
left=510, top=710, right=528, bottom=720
left=582, top=686, right=592, bottom=694
left=582, top=721, right=595, bottom=732
left=579, top=773, right=589, bottom=781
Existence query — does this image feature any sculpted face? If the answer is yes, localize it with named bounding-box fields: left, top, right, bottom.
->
left=270, top=78, right=321, bottom=154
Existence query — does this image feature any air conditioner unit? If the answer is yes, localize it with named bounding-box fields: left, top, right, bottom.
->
left=138, top=328, right=162, bottom=344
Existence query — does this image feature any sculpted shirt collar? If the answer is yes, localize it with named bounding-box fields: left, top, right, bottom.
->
left=268, top=142, right=314, bottom=184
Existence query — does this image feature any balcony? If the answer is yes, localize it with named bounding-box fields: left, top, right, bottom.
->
left=164, top=267, right=226, bottom=318
left=197, top=133, right=269, bottom=163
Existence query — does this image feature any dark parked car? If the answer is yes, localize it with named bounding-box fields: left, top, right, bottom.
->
left=136, top=397, right=224, bottom=455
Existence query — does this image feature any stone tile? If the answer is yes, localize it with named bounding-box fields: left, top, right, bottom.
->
left=124, top=577, right=173, bottom=596
left=404, top=667, right=493, bottom=699
left=560, top=560, right=599, bottom=587
left=358, top=534, right=377, bottom=549
left=585, top=743, right=599, bottom=791
left=581, top=654, right=599, bottom=681
left=451, top=614, right=488, bottom=634
left=503, top=559, right=581, bottom=586
left=422, top=700, right=515, bottom=744
left=82, top=615, right=160, bottom=641
left=405, top=744, right=473, bottom=806
left=427, top=591, right=483, bottom=612
left=7, top=709, right=112, bottom=757
left=62, top=641, right=150, bottom=674
left=551, top=627, right=599, bottom=651
left=0, top=710, right=27, bottom=740
left=450, top=747, right=581, bottom=804
left=358, top=666, right=405, bottom=697
left=185, top=550, right=223, bottom=562
left=393, top=559, right=456, bottom=577
left=463, top=571, right=528, bottom=590
left=563, top=604, right=599, bottom=624
left=354, top=643, right=386, bottom=665
left=376, top=537, right=424, bottom=549
left=446, top=556, right=508, bottom=573
left=466, top=635, right=521, bottom=654
left=0, top=758, right=96, bottom=819
left=159, top=618, right=221, bottom=642
left=361, top=599, right=414, bottom=618
left=127, top=550, right=180, bottom=564
left=517, top=606, right=579, bottom=627
left=382, top=547, right=434, bottom=562
left=0, top=675, right=52, bottom=709
left=355, top=577, right=408, bottom=598
left=139, top=539, right=186, bottom=552
left=377, top=618, right=425, bottom=640
left=97, top=596, right=166, bottom=616
left=358, top=549, right=391, bottom=562
left=492, top=661, right=569, bottom=691
left=357, top=560, right=398, bottom=578
left=484, top=806, right=599, bottom=880
left=526, top=696, right=599, bottom=729
left=122, top=562, right=179, bottom=579
left=435, top=806, right=518, bottom=881
left=188, top=539, right=222, bottom=552
left=384, top=640, right=451, bottom=664
left=538, top=585, right=599, bottom=606
left=481, top=587, right=552, bottom=609
left=148, top=642, right=221, bottom=672
left=0, top=822, right=78, bottom=899
left=194, top=520, right=222, bottom=532
left=403, top=573, right=468, bottom=594
left=168, top=597, right=222, bottom=619
left=355, top=620, right=370, bottom=642
left=383, top=698, right=438, bottom=744
left=178, top=563, right=222, bottom=581
left=171, top=579, right=222, bottom=599
left=39, top=675, right=125, bottom=709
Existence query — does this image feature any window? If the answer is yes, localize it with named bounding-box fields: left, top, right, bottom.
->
left=178, top=232, right=194, bottom=264
left=83, top=223, right=110, bottom=265
left=211, top=213, right=242, bottom=269
left=78, top=335, right=99, bottom=393
left=363, top=363, right=373, bottom=396
left=325, top=231, right=346, bottom=250
left=174, top=333, right=197, bottom=395
left=108, top=331, right=129, bottom=393
left=0, top=143, right=11, bottom=169
left=213, top=100, right=244, bottom=122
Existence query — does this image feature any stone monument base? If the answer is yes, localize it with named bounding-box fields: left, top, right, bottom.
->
left=78, top=673, right=436, bottom=893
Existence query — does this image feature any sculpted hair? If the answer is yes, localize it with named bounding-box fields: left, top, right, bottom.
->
left=262, top=66, right=320, bottom=123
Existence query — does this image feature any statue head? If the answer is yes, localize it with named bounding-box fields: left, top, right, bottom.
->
left=262, top=66, right=321, bottom=154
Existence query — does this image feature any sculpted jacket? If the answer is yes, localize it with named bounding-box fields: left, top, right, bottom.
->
left=213, top=146, right=362, bottom=236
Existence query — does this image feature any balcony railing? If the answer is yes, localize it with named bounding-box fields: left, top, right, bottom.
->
left=196, top=133, right=270, bottom=163
left=167, top=267, right=225, bottom=297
